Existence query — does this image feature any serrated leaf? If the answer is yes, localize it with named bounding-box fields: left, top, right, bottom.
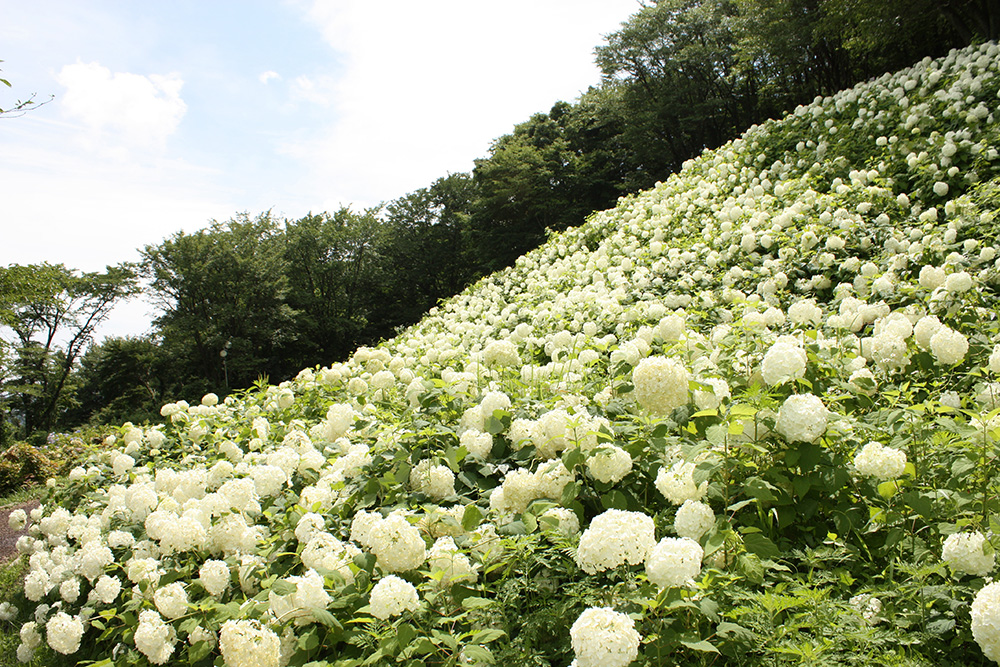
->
left=742, top=532, right=781, bottom=559
left=462, top=504, right=484, bottom=531
left=680, top=638, right=719, bottom=653
left=462, top=597, right=494, bottom=609
left=189, top=639, right=214, bottom=662
left=560, top=480, right=580, bottom=505
left=270, top=579, right=296, bottom=596
left=310, top=607, right=342, bottom=629
left=471, top=628, right=506, bottom=643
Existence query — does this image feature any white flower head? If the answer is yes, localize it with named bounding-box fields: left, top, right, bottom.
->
left=570, top=607, right=641, bottom=667
left=775, top=393, right=828, bottom=443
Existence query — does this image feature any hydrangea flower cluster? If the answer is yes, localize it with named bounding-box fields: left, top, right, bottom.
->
left=570, top=607, right=641, bottom=667
left=943, top=531, right=995, bottom=577
left=369, top=575, right=420, bottom=620
left=853, top=441, right=907, bottom=480
left=576, top=510, right=656, bottom=574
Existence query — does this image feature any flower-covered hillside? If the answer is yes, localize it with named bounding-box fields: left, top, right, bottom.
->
left=4, top=41, right=1000, bottom=667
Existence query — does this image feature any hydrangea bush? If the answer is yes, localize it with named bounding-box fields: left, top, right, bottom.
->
left=4, top=41, right=1000, bottom=666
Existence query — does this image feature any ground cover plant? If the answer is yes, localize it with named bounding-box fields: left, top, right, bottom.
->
left=2, top=41, right=1000, bottom=666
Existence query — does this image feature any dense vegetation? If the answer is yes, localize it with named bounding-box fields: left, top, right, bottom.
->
left=3, top=32, right=1000, bottom=667
left=4, top=0, right=997, bottom=444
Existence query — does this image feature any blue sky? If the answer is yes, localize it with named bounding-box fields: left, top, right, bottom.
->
left=0, top=0, right=640, bottom=339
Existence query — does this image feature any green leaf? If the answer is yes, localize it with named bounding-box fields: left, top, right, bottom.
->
left=189, top=639, right=214, bottom=663
left=462, top=597, right=494, bottom=610
left=716, top=621, right=753, bottom=639
left=462, top=504, right=484, bottom=531
left=270, top=579, right=296, bottom=596
left=601, top=489, right=629, bottom=510
left=729, top=404, right=758, bottom=418
left=460, top=645, right=495, bottom=664
left=310, top=607, right=343, bottom=629
left=680, top=639, right=720, bottom=654
left=742, top=532, right=781, bottom=559
left=561, top=446, right=586, bottom=470
left=744, top=477, right=776, bottom=502
left=560, top=480, right=580, bottom=506
left=396, top=623, right=417, bottom=649
left=471, top=628, right=506, bottom=643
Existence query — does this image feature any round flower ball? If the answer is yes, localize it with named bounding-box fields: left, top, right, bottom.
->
left=655, top=460, right=707, bottom=505
left=645, top=537, right=704, bottom=589
left=943, top=531, right=995, bottom=577
left=674, top=499, right=715, bottom=540
left=570, top=607, right=641, bottom=667
left=45, top=611, right=84, bottom=655
left=632, top=356, right=689, bottom=415
left=134, top=609, right=177, bottom=665
left=853, top=441, right=906, bottom=481
left=775, top=393, right=828, bottom=443
left=972, top=581, right=1000, bottom=661
left=219, top=619, right=281, bottom=667
left=576, top=509, right=656, bottom=574
left=369, top=575, right=420, bottom=620
left=930, top=326, right=969, bottom=366
left=586, top=444, right=633, bottom=484
left=761, top=340, right=807, bottom=386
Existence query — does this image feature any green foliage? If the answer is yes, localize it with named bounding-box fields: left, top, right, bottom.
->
left=0, top=263, right=138, bottom=443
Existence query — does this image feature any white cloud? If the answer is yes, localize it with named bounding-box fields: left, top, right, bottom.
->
left=289, top=74, right=338, bottom=106
left=259, top=70, right=281, bottom=84
left=292, top=0, right=638, bottom=208
left=56, top=61, right=187, bottom=152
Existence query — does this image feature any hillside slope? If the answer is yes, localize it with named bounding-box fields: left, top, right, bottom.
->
left=5, top=42, right=1000, bottom=667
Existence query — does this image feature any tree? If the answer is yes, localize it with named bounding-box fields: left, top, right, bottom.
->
left=67, top=335, right=169, bottom=426
left=595, top=0, right=749, bottom=180
left=141, top=212, right=295, bottom=394
left=470, top=101, right=632, bottom=271
left=0, top=263, right=138, bottom=442
left=378, top=174, right=478, bottom=327
left=281, top=207, right=387, bottom=366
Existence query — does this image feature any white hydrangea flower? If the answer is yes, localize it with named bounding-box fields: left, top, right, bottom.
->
left=853, top=441, right=907, bottom=480
left=369, top=513, right=426, bottom=573
left=576, top=509, right=655, bottom=574
left=570, top=607, right=641, bottom=667
left=913, top=315, right=943, bottom=350
left=219, top=619, right=281, bottom=667
left=586, top=444, right=633, bottom=484
left=540, top=507, right=580, bottom=536
left=945, top=270, right=973, bottom=293
left=426, top=536, right=478, bottom=585
left=674, top=500, right=715, bottom=540
left=930, top=326, right=969, bottom=366
left=350, top=510, right=383, bottom=549
left=0, top=601, right=17, bottom=621
left=483, top=339, right=520, bottom=367
left=849, top=593, right=882, bottom=623
left=632, top=356, right=690, bottom=415
left=972, top=581, right=1000, bottom=661
left=45, top=611, right=84, bottom=655
left=775, top=393, right=828, bottom=443
left=655, top=460, right=707, bottom=505
left=153, top=581, right=189, bottom=619
left=369, top=575, right=420, bottom=620
left=8, top=508, right=27, bottom=531
left=761, top=339, right=807, bottom=385
left=645, top=536, right=704, bottom=588
left=942, top=531, right=995, bottom=577
left=93, top=574, right=122, bottom=605
left=460, top=429, right=494, bottom=460
left=410, top=459, right=456, bottom=500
